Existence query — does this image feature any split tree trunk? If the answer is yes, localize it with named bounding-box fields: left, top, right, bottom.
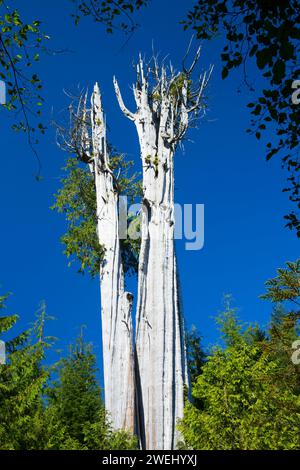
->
left=69, top=48, right=211, bottom=448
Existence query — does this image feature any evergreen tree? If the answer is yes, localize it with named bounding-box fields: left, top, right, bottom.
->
left=46, top=331, right=137, bottom=450
left=0, top=294, right=137, bottom=450
left=186, top=326, right=206, bottom=385
left=261, top=259, right=300, bottom=391
left=0, top=298, right=52, bottom=450
left=47, top=331, right=104, bottom=445
left=261, top=259, right=300, bottom=313
left=178, top=302, right=300, bottom=450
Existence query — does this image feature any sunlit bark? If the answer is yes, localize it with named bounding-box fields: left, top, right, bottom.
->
left=114, top=52, right=212, bottom=449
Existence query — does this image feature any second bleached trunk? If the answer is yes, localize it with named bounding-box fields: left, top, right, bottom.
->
left=91, top=85, right=135, bottom=432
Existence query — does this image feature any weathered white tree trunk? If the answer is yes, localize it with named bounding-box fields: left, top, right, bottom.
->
left=87, top=84, right=135, bottom=431
left=134, top=156, right=187, bottom=450
left=60, top=50, right=212, bottom=447
left=114, top=53, right=211, bottom=449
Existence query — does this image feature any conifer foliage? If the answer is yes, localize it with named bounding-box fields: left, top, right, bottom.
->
left=0, top=295, right=137, bottom=450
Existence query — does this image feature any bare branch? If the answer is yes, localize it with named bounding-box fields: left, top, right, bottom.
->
left=182, top=35, right=194, bottom=72
left=113, top=76, right=136, bottom=121
left=182, top=37, right=202, bottom=76
left=187, top=65, right=214, bottom=113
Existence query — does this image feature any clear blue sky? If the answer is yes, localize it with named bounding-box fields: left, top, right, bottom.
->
left=0, top=0, right=298, bottom=370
